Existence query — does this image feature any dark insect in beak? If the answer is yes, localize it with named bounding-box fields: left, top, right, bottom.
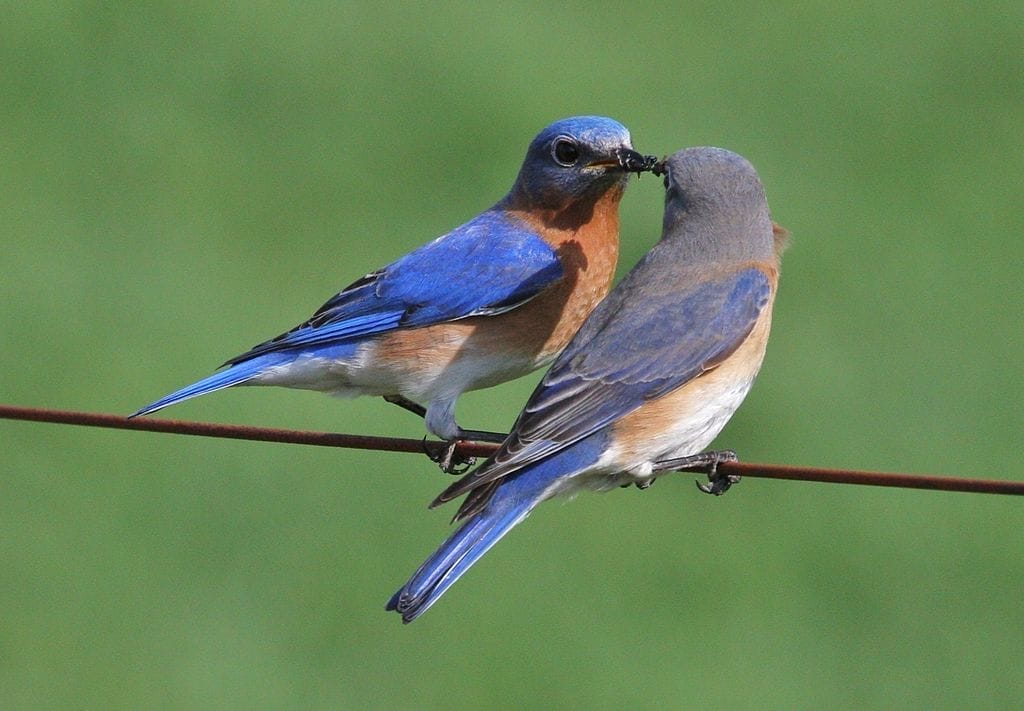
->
left=615, top=148, right=660, bottom=177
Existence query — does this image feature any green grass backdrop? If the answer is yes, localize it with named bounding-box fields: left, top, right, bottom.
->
left=2, top=3, right=1022, bottom=708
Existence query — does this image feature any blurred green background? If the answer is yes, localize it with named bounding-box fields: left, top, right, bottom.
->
left=2, top=2, right=1022, bottom=708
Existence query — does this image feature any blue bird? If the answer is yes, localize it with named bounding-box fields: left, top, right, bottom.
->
left=387, top=147, right=789, bottom=621
left=131, top=117, right=655, bottom=466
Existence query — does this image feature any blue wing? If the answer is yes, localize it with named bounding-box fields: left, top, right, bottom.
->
left=436, top=266, right=772, bottom=514
left=225, top=209, right=563, bottom=365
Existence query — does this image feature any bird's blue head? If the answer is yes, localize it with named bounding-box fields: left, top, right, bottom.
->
left=507, top=116, right=656, bottom=210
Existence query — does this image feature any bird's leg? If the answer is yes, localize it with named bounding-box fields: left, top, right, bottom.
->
left=453, top=428, right=507, bottom=444
left=651, top=449, right=740, bottom=496
left=385, top=395, right=507, bottom=473
left=382, top=395, right=506, bottom=443
left=383, top=394, right=427, bottom=418
left=385, top=396, right=472, bottom=473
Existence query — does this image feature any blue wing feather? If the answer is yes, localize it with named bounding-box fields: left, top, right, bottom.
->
left=225, top=210, right=562, bottom=364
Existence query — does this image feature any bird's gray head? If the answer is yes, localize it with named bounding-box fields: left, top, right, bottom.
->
left=657, top=147, right=775, bottom=262
left=508, top=116, right=656, bottom=210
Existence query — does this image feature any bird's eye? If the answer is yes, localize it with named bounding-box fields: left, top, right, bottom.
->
left=551, top=137, right=580, bottom=167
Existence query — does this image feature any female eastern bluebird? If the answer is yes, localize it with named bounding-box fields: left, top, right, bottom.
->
left=131, top=117, right=655, bottom=468
left=387, top=147, right=789, bottom=622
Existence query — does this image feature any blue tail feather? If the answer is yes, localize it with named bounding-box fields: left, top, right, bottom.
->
left=386, top=498, right=535, bottom=623
left=387, top=432, right=608, bottom=622
left=130, top=352, right=293, bottom=418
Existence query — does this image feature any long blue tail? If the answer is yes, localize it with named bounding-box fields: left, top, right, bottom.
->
left=387, top=433, right=608, bottom=623
left=386, top=496, right=537, bottom=623
left=129, top=352, right=293, bottom=418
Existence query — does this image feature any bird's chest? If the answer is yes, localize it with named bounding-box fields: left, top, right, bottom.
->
left=485, top=199, right=622, bottom=363
left=605, top=307, right=774, bottom=475
left=369, top=196, right=622, bottom=396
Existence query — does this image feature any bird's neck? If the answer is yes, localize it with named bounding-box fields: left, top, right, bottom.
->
left=662, top=203, right=778, bottom=270
left=506, top=181, right=624, bottom=230
left=499, top=186, right=624, bottom=360
left=502, top=183, right=625, bottom=253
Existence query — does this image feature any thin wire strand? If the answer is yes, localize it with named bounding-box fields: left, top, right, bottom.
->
left=0, top=404, right=497, bottom=459
left=2, top=404, right=1022, bottom=496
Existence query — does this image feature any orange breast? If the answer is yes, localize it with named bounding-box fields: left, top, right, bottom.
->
left=609, top=290, right=776, bottom=464
left=371, top=187, right=625, bottom=394
left=482, top=186, right=625, bottom=361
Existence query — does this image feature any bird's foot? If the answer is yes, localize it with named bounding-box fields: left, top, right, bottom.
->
left=421, top=428, right=507, bottom=474
left=429, top=427, right=506, bottom=474
left=423, top=438, right=476, bottom=475
left=432, top=428, right=507, bottom=473
left=652, top=449, right=740, bottom=496
left=696, top=469, right=742, bottom=496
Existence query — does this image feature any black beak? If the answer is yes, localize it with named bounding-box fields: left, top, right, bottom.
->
left=616, top=148, right=660, bottom=176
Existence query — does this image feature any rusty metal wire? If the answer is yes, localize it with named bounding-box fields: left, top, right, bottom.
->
left=2, top=404, right=1022, bottom=496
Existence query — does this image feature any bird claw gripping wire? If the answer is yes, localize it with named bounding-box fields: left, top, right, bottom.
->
left=650, top=449, right=741, bottom=496
left=423, top=437, right=477, bottom=475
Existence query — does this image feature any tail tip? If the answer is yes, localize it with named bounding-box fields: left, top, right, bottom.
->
left=127, top=400, right=166, bottom=419
left=385, top=589, right=423, bottom=624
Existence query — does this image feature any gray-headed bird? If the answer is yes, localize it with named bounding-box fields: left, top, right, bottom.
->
left=388, top=146, right=787, bottom=621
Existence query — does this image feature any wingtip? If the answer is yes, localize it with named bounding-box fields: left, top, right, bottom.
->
left=431, top=470, right=478, bottom=510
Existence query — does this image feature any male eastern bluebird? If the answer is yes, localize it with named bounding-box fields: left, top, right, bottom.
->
left=131, top=117, right=655, bottom=467
left=387, top=146, right=789, bottom=622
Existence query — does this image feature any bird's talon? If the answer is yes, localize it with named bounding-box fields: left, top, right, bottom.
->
left=425, top=439, right=476, bottom=474
left=649, top=449, right=739, bottom=495
left=695, top=451, right=740, bottom=496
left=445, top=454, right=476, bottom=475
left=695, top=471, right=742, bottom=496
